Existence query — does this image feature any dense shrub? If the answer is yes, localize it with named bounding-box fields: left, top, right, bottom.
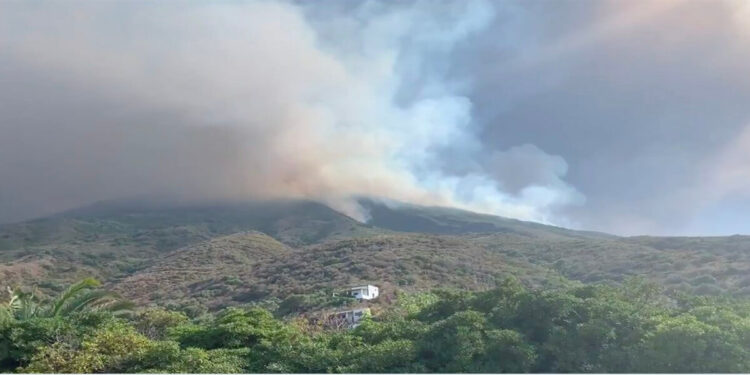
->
left=5, top=278, right=750, bottom=373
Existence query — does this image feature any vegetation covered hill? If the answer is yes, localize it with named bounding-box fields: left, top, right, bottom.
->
left=2, top=198, right=750, bottom=308
left=0, top=200, right=385, bottom=297
left=111, top=232, right=565, bottom=313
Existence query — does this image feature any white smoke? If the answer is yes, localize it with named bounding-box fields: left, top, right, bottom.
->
left=0, top=0, right=582, bottom=224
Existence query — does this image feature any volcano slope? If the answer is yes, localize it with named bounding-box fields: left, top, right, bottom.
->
left=2, top=199, right=750, bottom=311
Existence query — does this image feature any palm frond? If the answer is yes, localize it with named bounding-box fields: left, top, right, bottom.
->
left=52, top=284, right=134, bottom=318
left=50, top=277, right=101, bottom=317
left=13, top=290, right=39, bottom=320
left=4, top=278, right=132, bottom=320
left=6, top=288, right=18, bottom=315
left=53, top=289, right=113, bottom=317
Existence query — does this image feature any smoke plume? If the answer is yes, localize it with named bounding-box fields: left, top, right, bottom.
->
left=0, top=0, right=582, bottom=224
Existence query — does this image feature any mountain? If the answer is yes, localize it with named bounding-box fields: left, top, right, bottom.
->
left=2, top=198, right=750, bottom=310
left=0, top=199, right=385, bottom=296
left=360, top=199, right=612, bottom=239
left=0, top=199, right=380, bottom=251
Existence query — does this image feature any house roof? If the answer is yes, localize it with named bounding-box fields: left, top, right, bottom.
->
left=350, top=285, right=376, bottom=290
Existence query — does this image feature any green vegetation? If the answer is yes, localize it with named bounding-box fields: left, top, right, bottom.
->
left=4, top=278, right=750, bottom=373
left=3, top=200, right=750, bottom=372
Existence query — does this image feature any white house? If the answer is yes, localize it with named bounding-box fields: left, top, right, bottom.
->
left=350, top=285, right=379, bottom=300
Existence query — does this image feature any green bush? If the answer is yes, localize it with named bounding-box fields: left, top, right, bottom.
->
left=5, top=278, right=750, bottom=373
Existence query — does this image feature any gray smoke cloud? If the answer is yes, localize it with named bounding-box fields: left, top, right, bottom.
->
left=458, top=0, right=750, bottom=235
left=1, top=0, right=749, bottom=235
left=0, top=0, right=581, bottom=225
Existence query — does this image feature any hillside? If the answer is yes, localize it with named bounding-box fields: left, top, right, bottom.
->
left=111, top=232, right=567, bottom=312
left=2, top=199, right=750, bottom=309
left=111, top=231, right=290, bottom=309
left=0, top=200, right=386, bottom=296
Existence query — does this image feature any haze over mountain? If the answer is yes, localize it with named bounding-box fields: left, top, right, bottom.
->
left=1, top=0, right=749, bottom=235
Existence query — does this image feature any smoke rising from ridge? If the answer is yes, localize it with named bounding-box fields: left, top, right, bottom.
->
left=0, top=0, right=582, bottom=224
left=6, top=0, right=748, bottom=235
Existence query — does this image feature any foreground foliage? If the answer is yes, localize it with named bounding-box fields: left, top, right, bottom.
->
left=1, top=278, right=133, bottom=322
left=3, top=278, right=750, bottom=373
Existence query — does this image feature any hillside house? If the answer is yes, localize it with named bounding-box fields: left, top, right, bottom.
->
left=322, top=308, right=371, bottom=329
left=350, top=285, right=379, bottom=300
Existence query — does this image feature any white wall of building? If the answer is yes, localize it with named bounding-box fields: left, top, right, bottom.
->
left=351, top=285, right=379, bottom=300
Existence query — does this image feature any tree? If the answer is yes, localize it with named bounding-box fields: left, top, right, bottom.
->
left=418, top=310, right=488, bottom=372
left=638, top=314, right=749, bottom=373
left=171, top=307, right=298, bottom=357
left=133, top=308, right=188, bottom=340
left=474, top=329, right=536, bottom=373
left=345, top=339, right=423, bottom=373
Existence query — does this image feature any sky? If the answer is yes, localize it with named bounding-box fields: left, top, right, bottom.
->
left=0, top=0, right=749, bottom=236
